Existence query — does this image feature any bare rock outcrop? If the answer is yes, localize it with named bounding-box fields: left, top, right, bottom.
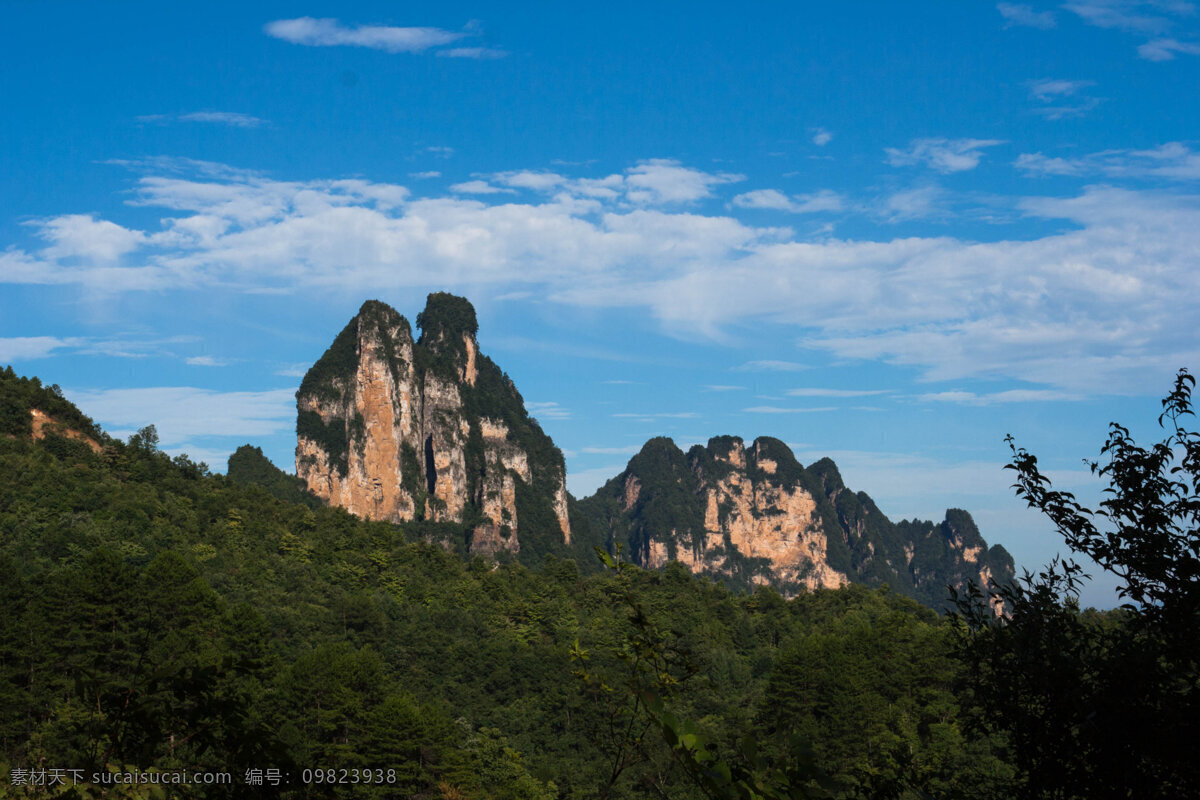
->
left=577, top=435, right=1014, bottom=606
left=295, top=294, right=571, bottom=558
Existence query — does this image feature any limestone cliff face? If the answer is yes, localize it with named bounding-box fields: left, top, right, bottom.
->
left=295, top=294, right=571, bottom=559
left=577, top=435, right=1014, bottom=607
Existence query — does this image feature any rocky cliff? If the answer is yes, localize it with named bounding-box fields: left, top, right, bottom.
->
left=295, top=294, right=571, bottom=559
left=576, top=435, right=1013, bottom=608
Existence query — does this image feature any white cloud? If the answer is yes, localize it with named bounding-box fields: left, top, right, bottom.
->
left=1138, top=37, right=1200, bottom=59
left=878, top=185, right=944, bottom=221
left=179, top=111, right=264, bottom=127
left=623, top=159, right=744, bottom=204
left=732, top=189, right=843, bottom=213
left=1062, top=1, right=1200, bottom=59
left=612, top=411, right=699, bottom=419
left=1033, top=98, right=1103, bottom=120
left=449, top=180, right=514, bottom=195
left=437, top=47, right=508, bottom=59
left=786, top=388, right=891, bottom=397
left=264, top=17, right=466, bottom=53
left=581, top=445, right=643, bottom=455
left=997, top=3, right=1057, bottom=28
left=185, top=355, right=229, bottom=367
left=744, top=406, right=839, bottom=414
left=886, top=138, right=1006, bottom=173
left=410, top=171, right=441, bottom=179
left=917, top=389, right=1084, bottom=404
left=8, top=160, right=1199, bottom=396
left=32, top=214, right=146, bottom=262
left=703, top=385, right=746, bottom=392
left=1016, top=141, right=1200, bottom=179
left=65, top=387, right=295, bottom=446
left=1063, top=1, right=1174, bottom=34
left=1025, top=79, right=1102, bottom=118
left=0, top=336, right=83, bottom=362
left=734, top=360, right=810, bottom=372
left=1027, top=79, right=1095, bottom=100
left=811, top=128, right=834, bottom=146
left=526, top=400, right=570, bottom=419
left=492, top=171, right=568, bottom=191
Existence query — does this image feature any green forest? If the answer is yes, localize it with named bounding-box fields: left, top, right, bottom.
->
left=1, top=365, right=1197, bottom=799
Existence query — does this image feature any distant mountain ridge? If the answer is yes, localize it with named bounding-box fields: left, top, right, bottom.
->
left=575, top=434, right=1014, bottom=607
left=291, top=294, right=1013, bottom=606
left=0, top=295, right=1014, bottom=608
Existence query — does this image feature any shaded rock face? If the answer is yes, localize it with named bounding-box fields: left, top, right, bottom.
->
left=295, top=294, right=570, bottom=557
left=578, top=435, right=1014, bottom=607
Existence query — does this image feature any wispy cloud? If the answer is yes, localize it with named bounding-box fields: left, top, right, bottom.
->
left=917, top=389, right=1084, bottom=404
left=1063, top=1, right=1173, bottom=35
left=185, top=355, right=229, bottom=367
left=8, top=160, right=1199, bottom=395
left=612, top=411, right=699, bottom=419
left=410, top=171, right=441, bottom=179
left=437, top=47, right=508, bottom=59
left=997, top=3, right=1057, bottom=28
left=1063, top=1, right=1200, bottom=60
left=877, top=185, right=946, bottom=222
left=526, top=400, right=570, bottom=419
left=734, top=360, right=809, bottom=372
left=139, top=111, right=267, bottom=128
left=265, top=17, right=467, bottom=53
left=703, top=384, right=746, bottom=392
left=1138, top=37, right=1200, bottom=59
left=482, top=159, right=744, bottom=205
left=0, top=336, right=84, bottom=362
left=1028, top=79, right=1095, bottom=100
left=450, top=180, right=515, bottom=195
left=786, top=388, right=891, bottom=397
left=1025, top=79, right=1101, bottom=119
left=731, top=189, right=843, bottom=214
left=1015, top=141, right=1200, bottom=179
left=744, top=405, right=839, bottom=414
left=581, top=445, right=643, bottom=455
left=885, top=138, right=1006, bottom=173
left=811, top=128, right=834, bottom=146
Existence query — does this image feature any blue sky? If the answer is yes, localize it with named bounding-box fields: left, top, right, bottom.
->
left=4, top=1, right=1199, bottom=607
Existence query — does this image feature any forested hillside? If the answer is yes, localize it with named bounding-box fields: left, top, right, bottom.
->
left=4, top=365, right=1196, bottom=799
left=0, top=368, right=1018, bottom=798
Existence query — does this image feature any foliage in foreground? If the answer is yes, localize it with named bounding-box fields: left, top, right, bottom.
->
left=954, top=369, right=1200, bottom=799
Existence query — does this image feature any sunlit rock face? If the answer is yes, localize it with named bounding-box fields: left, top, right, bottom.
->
left=296, top=294, right=570, bottom=556
left=577, top=435, right=1015, bottom=606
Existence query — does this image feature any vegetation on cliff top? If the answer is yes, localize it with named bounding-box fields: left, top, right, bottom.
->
left=0, top=365, right=101, bottom=440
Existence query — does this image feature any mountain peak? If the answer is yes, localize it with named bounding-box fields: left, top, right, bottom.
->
left=417, top=292, right=479, bottom=351
left=295, top=295, right=571, bottom=562
left=578, top=434, right=1014, bottom=607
